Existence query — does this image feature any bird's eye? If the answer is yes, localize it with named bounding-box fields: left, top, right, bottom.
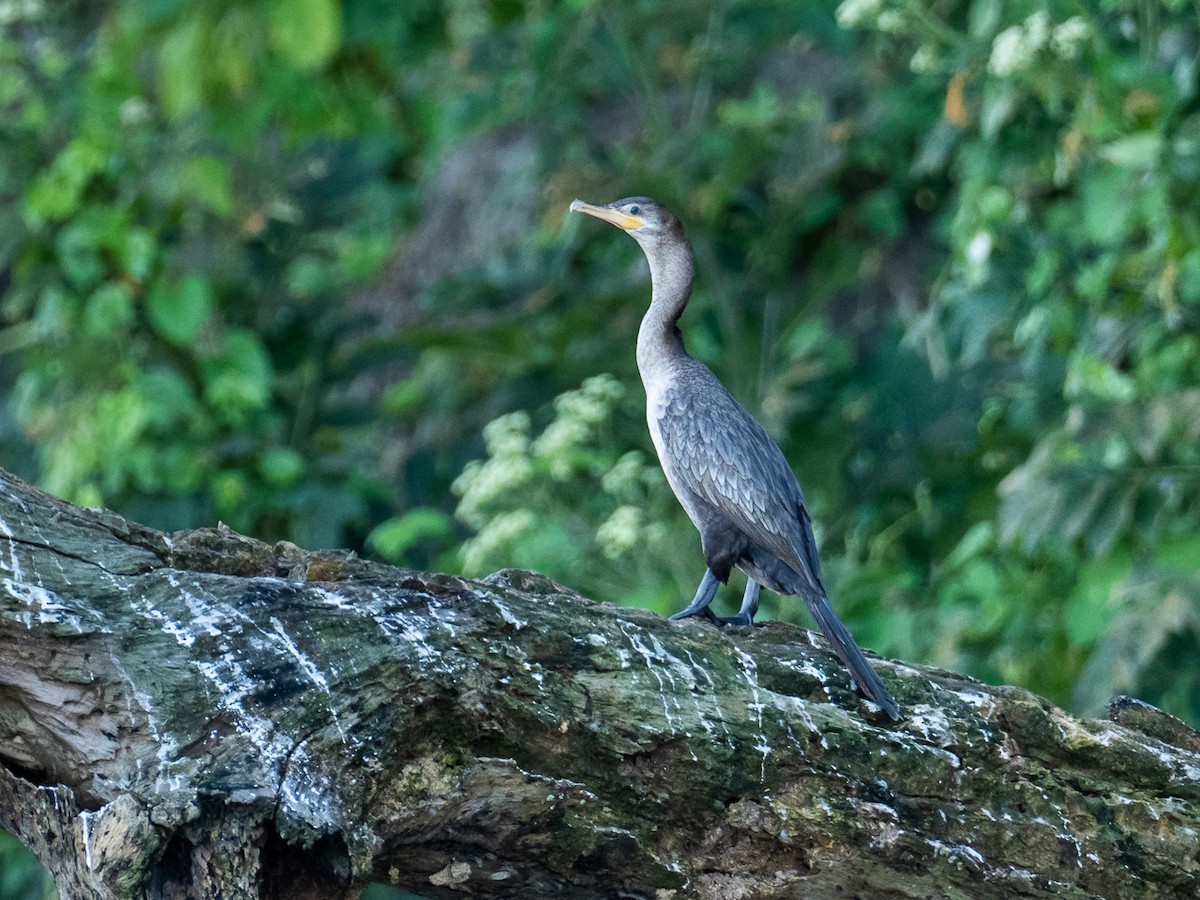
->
left=629, top=205, right=640, bottom=215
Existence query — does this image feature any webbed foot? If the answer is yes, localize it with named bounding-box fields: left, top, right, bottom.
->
left=669, top=569, right=720, bottom=622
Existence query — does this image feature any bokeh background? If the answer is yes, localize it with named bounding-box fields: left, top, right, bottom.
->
left=2, top=0, right=1199, bottom=893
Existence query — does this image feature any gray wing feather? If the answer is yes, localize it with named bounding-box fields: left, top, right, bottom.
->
left=656, top=371, right=824, bottom=593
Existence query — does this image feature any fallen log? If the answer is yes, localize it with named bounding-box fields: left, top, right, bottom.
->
left=0, top=469, right=1197, bottom=898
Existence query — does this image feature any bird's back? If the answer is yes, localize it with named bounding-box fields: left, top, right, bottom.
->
left=645, top=358, right=823, bottom=590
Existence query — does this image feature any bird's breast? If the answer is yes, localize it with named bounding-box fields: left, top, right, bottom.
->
left=644, top=380, right=706, bottom=529
left=645, top=387, right=669, bottom=468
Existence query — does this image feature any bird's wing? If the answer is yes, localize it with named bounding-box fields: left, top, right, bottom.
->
left=655, top=372, right=825, bottom=592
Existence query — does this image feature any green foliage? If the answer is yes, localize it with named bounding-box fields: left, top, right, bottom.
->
left=838, top=0, right=1200, bottom=719
left=0, top=0, right=1197, bottom=759
left=450, top=374, right=694, bottom=609
left=0, top=830, right=55, bottom=900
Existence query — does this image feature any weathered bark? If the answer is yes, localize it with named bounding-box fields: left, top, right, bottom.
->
left=0, top=470, right=1198, bottom=899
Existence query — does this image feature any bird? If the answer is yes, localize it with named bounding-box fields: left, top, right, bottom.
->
left=570, top=196, right=900, bottom=719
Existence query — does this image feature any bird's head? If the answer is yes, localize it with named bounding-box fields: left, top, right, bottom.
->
left=569, top=197, right=682, bottom=250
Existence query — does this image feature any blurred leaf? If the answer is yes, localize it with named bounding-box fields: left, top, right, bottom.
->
left=1064, top=555, right=1128, bottom=647
left=138, top=367, right=197, bottom=428
left=185, top=156, right=234, bottom=217
left=212, top=470, right=248, bottom=514
left=83, top=283, right=135, bottom=337
left=119, top=228, right=156, bottom=280
left=267, top=0, right=342, bottom=70
left=943, top=521, right=994, bottom=569
left=147, top=275, right=212, bottom=345
left=1098, top=133, right=1162, bottom=169
left=1178, top=250, right=1200, bottom=302
left=367, top=509, right=454, bottom=561
left=55, top=220, right=103, bottom=288
left=23, top=139, right=105, bottom=227
left=158, top=18, right=207, bottom=118
left=0, top=829, right=55, bottom=900
left=202, top=328, right=272, bottom=411
left=214, top=8, right=262, bottom=94
left=1155, top=535, right=1200, bottom=574
left=1065, top=353, right=1136, bottom=403
left=980, top=81, right=1015, bottom=139
left=1080, top=171, right=1129, bottom=245
left=259, top=447, right=305, bottom=486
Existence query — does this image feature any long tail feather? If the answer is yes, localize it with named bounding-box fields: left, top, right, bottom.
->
left=803, top=594, right=900, bottom=720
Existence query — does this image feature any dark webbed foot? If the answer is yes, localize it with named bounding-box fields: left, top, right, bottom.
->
left=669, top=569, right=720, bottom=622
left=670, top=574, right=761, bottom=628
left=713, top=579, right=760, bottom=628
left=715, top=613, right=751, bottom=627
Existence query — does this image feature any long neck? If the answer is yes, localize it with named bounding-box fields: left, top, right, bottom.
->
left=635, top=235, right=694, bottom=384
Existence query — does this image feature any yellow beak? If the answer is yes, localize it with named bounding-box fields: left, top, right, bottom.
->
left=570, top=199, right=645, bottom=231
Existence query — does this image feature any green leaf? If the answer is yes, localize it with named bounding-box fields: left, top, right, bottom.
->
left=55, top=220, right=103, bottom=288
left=147, top=275, right=212, bottom=345
left=202, top=328, right=272, bottom=411
left=1155, top=535, right=1200, bottom=574
left=1064, top=556, right=1129, bottom=647
left=259, top=447, right=305, bottom=486
left=138, top=367, right=198, bottom=428
left=267, top=0, right=342, bottom=70
left=1099, top=133, right=1162, bottom=169
left=367, top=509, right=454, bottom=560
left=158, top=19, right=207, bottom=118
left=212, top=470, right=249, bottom=515
left=285, top=255, right=327, bottom=298
left=214, top=8, right=262, bottom=94
left=1178, top=250, right=1200, bottom=302
left=31, top=285, right=75, bottom=338
left=980, top=81, right=1015, bottom=139
left=24, top=140, right=105, bottom=227
left=1064, top=352, right=1136, bottom=403
left=1080, top=172, right=1129, bottom=245
left=83, top=283, right=135, bottom=337
left=120, top=228, right=156, bottom=280
left=943, top=521, right=995, bottom=569
left=185, top=156, right=234, bottom=217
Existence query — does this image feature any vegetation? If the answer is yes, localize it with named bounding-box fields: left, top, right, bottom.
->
left=2, top=0, right=1198, bottom=890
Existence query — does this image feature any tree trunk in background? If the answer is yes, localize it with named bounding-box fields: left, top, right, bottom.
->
left=0, top=469, right=1198, bottom=899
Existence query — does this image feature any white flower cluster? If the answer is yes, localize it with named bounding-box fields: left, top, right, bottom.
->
left=533, top=374, right=625, bottom=476
left=600, top=453, right=657, bottom=504
left=596, top=505, right=643, bottom=559
left=452, top=373, right=674, bottom=573
left=910, top=45, right=938, bottom=75
left=835, top=0, right=882, bottom=30
left=836, top=0, right=907, bottom=33
left=484, top=410, right=531, bottom=457
left=0, top=0, right=43, bottom=25
left=967, top=231, right=993, bottom=266
left=532, top=417, right=589, bottom=468
left=454, top=373, right=628, bottom=539
left=1050, top=16, right=1089, bottom=60
left=558, top=373, right=624, bottom=425
left=452, top=411, right=533, bottom=527
left=989, top=11, right=1090, bottom=76
left=460, top=510, right=536, bottom=574
left=120, top=97, right=153, bottom=126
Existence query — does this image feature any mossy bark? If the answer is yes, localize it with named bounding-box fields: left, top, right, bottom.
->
left=1, top=469, right=1198, bottom=899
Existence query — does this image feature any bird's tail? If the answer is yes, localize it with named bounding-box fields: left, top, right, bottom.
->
left=802, top=593, right=900, bottom=720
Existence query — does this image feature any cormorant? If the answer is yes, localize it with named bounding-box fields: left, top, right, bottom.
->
left=571, top=196, right=900, bottom=719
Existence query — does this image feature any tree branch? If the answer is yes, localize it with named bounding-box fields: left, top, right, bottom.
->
left=1, top=469, right=1198, bottom=898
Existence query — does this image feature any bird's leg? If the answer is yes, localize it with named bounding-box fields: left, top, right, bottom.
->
left=718, top=579, right=760, bottom=628
left=669, top=569, right=721, bottom=623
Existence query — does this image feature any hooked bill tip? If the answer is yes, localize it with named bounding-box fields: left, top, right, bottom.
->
left=569, top=199, right=586, bottom=212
